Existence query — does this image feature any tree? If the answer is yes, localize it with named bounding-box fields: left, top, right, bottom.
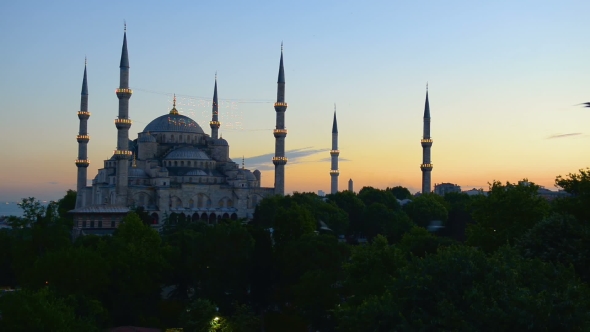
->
left=335, top=245, right=590, bottom=331
left=466, top=180, right=550, bottom=252
left=275, top=234, right=349, bottom=330
left=362, top=203, right=414, bottom=242
left=403, top=193, right=448, bottom=228
left=191, top=222, right=255, bottom=310
left=441, top=192, right=474, bottom=241
left=22, top=246, right=110, bottom=300
left=387, top=186, right=413, bottom=200
left=517, top=213, right=590, bottom=283
left=179, top=298, right=224, bottom=332
left=273, top=203, right=316, bottom=247
left=358, top=186, right=400, bottom=211
left=327, top=190, right=365, bottom=236
left=340, top=235, right=405, bottom=306
left=103, top=212, right=168, bottom=326
left=554, top=168, right=590, bottom=222
left=396, top=226, right=455, bottom=258
left=57, top=190, right=77, bottom=226
left=0, top=288, right=102, bottom=331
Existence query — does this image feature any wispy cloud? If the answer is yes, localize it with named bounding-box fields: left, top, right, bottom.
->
left=547, top=133, right=582, bottom=139
left=47, top=182, right=59, bottom=185
left=235, top=147, right=328, bottom=171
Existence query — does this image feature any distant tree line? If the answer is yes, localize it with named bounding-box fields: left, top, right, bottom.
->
left=0, top=169, right=589, bottom=331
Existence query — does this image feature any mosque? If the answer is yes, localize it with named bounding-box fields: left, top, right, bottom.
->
left=70, top=29, right=288, bottom=230
left=70, top=28, right=434, bottom=232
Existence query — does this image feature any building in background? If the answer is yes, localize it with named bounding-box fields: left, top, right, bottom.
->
left=434, top=183, right=461, bottom=195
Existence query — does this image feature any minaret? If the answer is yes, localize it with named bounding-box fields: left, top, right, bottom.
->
left=348, top=178, right=353, bottom=193
left=330, top=105, right=339, bottom=194
left=210, top=73, right=220, bottom=139
left=75, top=58, right=90, bottom=208
left=420, top=84, right=433, bottom=193
left=114, top=25, right=133, bottom=205
left=272, top=43, right=287, bottom=195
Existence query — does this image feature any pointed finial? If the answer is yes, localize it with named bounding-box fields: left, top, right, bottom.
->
left=169, top=94, right=179, bottom=115
left=281, top=41, right=283, bottom=52
left=242, top=156, right=245, bottom=169
left=85, top=56, right=87, bottom=66
left=124, top=20, right=127, bottom=32
left=334, top=103, right=336, bottom=113
left=215, top=71, right=217, bottom=80
left=426, top=82, right=428, bottom=91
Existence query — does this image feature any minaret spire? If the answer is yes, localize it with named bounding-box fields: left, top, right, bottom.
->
left=75, top=59, right=91, bottom=208
left=272, top=43, right=288, bottom=195
left=420, top=84, right=433, bottom=194
left=210, top=73, right=220, bottom=139
left=330, top=104, right=340, bottom=194
left=114, top=26, right=133, bottom=205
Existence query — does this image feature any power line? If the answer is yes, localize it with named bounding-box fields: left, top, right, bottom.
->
left=131, top=87, right=273, bottom=103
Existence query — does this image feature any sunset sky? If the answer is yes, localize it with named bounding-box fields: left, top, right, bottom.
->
left=1, top=0, right=589, bottom=202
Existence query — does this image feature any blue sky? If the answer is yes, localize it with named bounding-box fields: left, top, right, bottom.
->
left=1, top=0, right=589, bottom=201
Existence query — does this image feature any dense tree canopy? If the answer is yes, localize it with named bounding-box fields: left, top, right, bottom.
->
left=1, top=172, right=590, bottom=331
left=467, top=180, right=550, bottom=252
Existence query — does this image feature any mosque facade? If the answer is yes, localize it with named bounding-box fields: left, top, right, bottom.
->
left=71, top=29, right=286, bottom=229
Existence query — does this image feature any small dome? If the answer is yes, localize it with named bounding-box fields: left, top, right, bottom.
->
left=128, top=167, right=148, bottom=178
left=185, top=169, right=208, bottom=176
left=238, top=169, right=256, bottom=181
left=212, top=138, right=228, bottom=146
left=144, top=114, right=205, bottom=134
left=139, top=133, right=156, bottom=142
left=165, top=146, right=210, bottom=161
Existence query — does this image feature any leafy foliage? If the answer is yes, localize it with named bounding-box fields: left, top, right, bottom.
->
left=467, top=180, right=550, bottom=252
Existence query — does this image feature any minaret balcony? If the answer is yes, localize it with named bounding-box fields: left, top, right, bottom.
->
left=421, top=138, right=433, bottom=147
left=273, top=129, right=288, bottom=137
left=76, top=134, right=90, bottom=143
left=210, top=120, right=221, bottom=128
left=113, top=150, right=132, bottom=159
left=272, top=156, right=288, bottom=165
left=75, top=159, right=90, bottom=167
left=274, top=102, right=288, bottom=107
left=115, top=88, right=133, bottom=94
left=330, top=170, right=340, bottom=175
left=77, top=111, right=91, bottom=119
left=114, top=118, right=133, bottom=129
left=420, top=163, right=433, bottom=170
left=330, top=150, right=340, bottom=156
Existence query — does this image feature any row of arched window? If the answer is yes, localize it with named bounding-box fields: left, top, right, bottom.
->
left=163, top=160, right=214, bottom=169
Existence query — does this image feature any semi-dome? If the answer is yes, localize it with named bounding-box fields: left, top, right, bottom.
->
left=128, top=167, right=148, bottom=178
left=143, top=113, right=205, bottom=134
left=213, top=137, right=229, bottom=146
left=138, top=132, right=156, bottom=142
left=165, top=146, right=210, bottom=160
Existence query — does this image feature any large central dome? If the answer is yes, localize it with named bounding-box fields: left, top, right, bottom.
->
left=143, top=113, right=205, bottom=134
